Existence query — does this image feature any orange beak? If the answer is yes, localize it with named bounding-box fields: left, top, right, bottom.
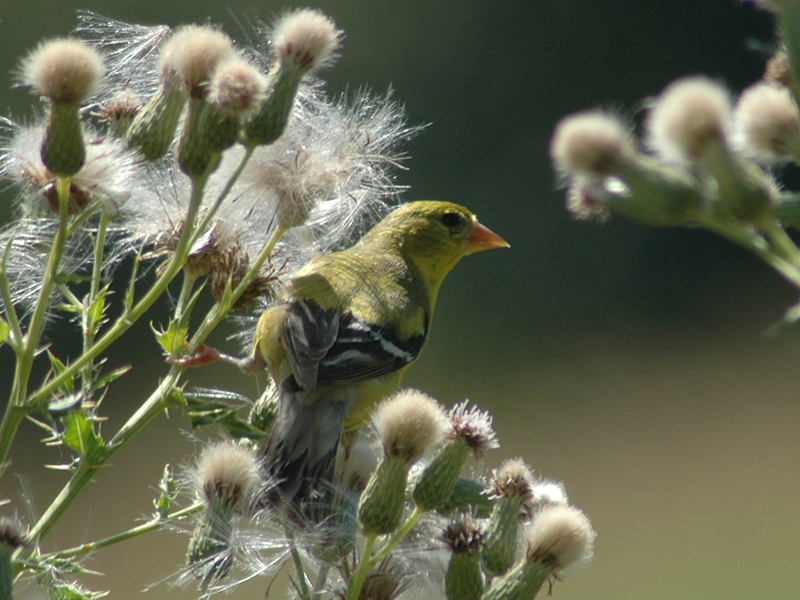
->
left=465, top=220, right=510, bottom=254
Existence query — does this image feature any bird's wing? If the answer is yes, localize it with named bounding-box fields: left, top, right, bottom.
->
left=282, top=299, right=426, bottom=390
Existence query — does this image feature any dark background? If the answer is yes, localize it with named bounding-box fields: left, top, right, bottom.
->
left=2, top=2, right=799, bottom=599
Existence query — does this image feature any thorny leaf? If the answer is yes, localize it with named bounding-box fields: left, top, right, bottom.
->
left=86, top=283, right=112, bottom=332
left=184, top=395, right=266, bottom=440
left=152, top=318, right=187, bottom=357
left=46, top=351, right=75, bottom=394
left=61, top=410, right=105, bottom=461
left=154, top=464, right=177, bottom=518
left=91, top=365, right=131, bottom=393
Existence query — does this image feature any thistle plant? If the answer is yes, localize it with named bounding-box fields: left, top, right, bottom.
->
left=551, top=1, right=800, bottom=332
left=0, top=9, right=594, bottom=600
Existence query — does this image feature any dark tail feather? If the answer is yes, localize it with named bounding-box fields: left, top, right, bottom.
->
left=263, top=386, right=351, bottom=522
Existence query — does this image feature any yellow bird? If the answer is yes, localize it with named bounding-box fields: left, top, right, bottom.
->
left=252, top=201, right=508, bottom=510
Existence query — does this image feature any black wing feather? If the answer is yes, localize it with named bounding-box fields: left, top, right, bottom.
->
left=282, top=300, right=426, bottom=390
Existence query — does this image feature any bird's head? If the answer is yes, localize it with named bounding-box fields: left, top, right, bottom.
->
left=361, top=200, right=509, bottom=289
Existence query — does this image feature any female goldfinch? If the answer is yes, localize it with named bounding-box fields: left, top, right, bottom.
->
left=252, top=200, right=508, bottom=511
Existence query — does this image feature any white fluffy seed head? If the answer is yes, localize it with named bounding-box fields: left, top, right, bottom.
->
left=526, top=504, right=596, bottom=572
left=195, top=442, right=261, bottom=508
left=272, top=9, right=342, bottom=72
left=336, top=436, right=379, bottom=493
left=160, top=25, right=234, bottom=91
left=646, top=76, right=732, bottom=162
left=550, top=112, right=634, bottom=177
left=530, top=480, right=569, bottom=506
left=372, top=389, right=447, bottom=462
left=209, top=57, right=268, bottom=116
left=20, top=37, right=105, bottom=104
left=733, top=82, right=800, bottom=161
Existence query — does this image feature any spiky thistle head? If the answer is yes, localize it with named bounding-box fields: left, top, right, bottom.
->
left=490, top=458, right=535, bottom=502
left=446, top=400, right=499, bottom=456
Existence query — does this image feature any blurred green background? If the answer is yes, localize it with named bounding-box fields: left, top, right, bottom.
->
left=2, top=1, right=799, bottom=599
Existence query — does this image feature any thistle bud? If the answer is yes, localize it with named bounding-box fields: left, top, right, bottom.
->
left=526, top=504, right=596, bottom=573
left=187, top=442, right=261, bottom=589
left=647, top=77, right=774, bottom=225
left=482, top=458, right=534, bottom=576
left=646, top=77, right=731, bottom=163
left=552, top=112, right=704, bottom=224
left=550, top=111, right=635, bottom=179
left=98, top=91, right=142, bottom=138
left=438, top=477, right=493, bottom=517
left=413, top=401, right=497, bottom=511
left=249, top=385, right=279, bottom=433
left=481, top=505, right=594, bottom=600
left=357, top=389, right=446, bottom=534
left=20, top=38, right=104, bottom=176
left=754, top=1, right=800, bottom=86
left=125, top=28, right=200, bottom=160
left=196, top=57, right=268, bottom=154
left=244, top=9, right=341, bottom=146
left=733, top=83, right=800, bottom=162
left=443, top=516, right=485, bottom=600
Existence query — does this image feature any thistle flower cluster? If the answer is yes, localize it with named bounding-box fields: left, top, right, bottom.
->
left=0, top=8, right=595, bottom=600
left=176, top=391, right=594, bottom=600
left=551, top=4, right=800, bottom=328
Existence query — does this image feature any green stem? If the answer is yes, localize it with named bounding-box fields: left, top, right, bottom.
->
left=290, top=537, right=312, bottom=600
left=192, top=145, right=255, bottom=243
left=0, top=242, right=23, bottom=349
left=0, top=177, right=72, bottom=474
left=702, top=219, right=800, bottom=289
left=26, top=365, right=184, bottom=547
left=346, top=531, right=377, bottom=600
left=311, top=564, right=330, bottom=600
left=763, top=221, right=800, bottom=270
left=24, top=176, right=210, bottom=548
left=25, top=174, right=209, bottom=410
left=80, top=211, right=110, bottom=394
left=370, top=505, right=424, bottom=567
left=40, top=503, right=203, bottom=562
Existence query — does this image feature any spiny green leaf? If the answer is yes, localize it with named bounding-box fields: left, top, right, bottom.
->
left=87, top=283, right=111, bottom=330
left=152, top=319, right=187, bottom=356
left=0, top=317, right=8, bottom=345
left=61, top=410, right=105, bottom=460
left=154, top=464, right=177, bottom=518
left=91, top=365, right=131, bottom=392
left=124, top=252, right=141, bottom=314
left=184, top=395, right=265, bottom=439
left=47, top=351, right=74, bottom=394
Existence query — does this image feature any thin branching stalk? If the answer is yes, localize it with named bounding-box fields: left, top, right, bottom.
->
left=346, top=531, right=377, bottom=600
left=78, top=210, right=111, bottom=395
left=370, top=505, right=424, bottom=567
left=41, top=503, right=204, bottom=562
left=23, top=172, right=209, bottom=411
left=0, top=177, right=72, bottom=470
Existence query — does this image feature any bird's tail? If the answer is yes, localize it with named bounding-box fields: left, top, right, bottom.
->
left=262, top=386, right=351, bottom=522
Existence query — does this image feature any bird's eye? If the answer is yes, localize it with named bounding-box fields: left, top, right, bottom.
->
left=440, top=212, right=463, bottom=229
